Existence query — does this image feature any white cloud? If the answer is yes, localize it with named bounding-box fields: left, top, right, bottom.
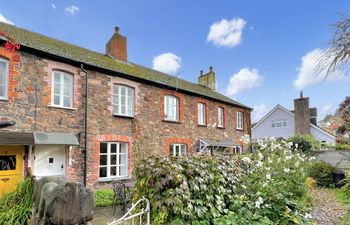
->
left=207, top=18, right=246, bottom=48
left=225, top=68, right=264, bottom=98
left=65, top=5, right=80, bottom=15
left=319, top=104, right=333, bottom=120
left=294, top=48, right=344, bottom=90
left=152, top=53, right=182, bottom=75
left=0, top=14, right=14, bottom=25
left=252, top=102, right=269, bottom=122
left=51, top=3, right=56, bottom=9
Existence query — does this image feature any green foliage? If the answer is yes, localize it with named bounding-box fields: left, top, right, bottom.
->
left=288, top=134, right=318, bottom=154
left=335, top=143, right=350, bottom=150
left=0, top=178, right=33, bottom=225
left=133, top=138, right=315, bottom=225
left=308, top=161, right=335, bottom=187
left=94, top=189, right=115, bottom=207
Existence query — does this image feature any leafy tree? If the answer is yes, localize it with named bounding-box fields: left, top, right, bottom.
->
left=339, top=96, right=350, bottom=131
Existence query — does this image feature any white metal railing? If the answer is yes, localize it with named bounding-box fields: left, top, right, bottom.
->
left=107, top=196, right=150, bottom=225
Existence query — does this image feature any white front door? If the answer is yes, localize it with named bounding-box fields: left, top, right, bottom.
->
left=34, top=145, right=66, bottom=177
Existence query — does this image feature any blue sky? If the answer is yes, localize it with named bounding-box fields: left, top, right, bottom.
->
left=0, top=0, right=349, bottom=122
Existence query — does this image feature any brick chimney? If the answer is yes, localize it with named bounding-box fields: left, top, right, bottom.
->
left=198, top=66, right=216, bottom=90
left=294, top=91, right=310, bottom=134
left=106, top=27, right=127, bottom=61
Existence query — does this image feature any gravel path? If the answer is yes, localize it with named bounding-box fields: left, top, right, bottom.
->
left=311, top=188, right=346, bottom=225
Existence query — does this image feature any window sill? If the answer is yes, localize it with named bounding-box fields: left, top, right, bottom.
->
left=113, top=114, right=135, bottom=119
left=0, top=98, right=8, bottom=102
left=197, top=124, right=207, bottom=127
left=236, top=128, right=244, bottom=131
left=48, top=105, right=77, bottom=110
left=217, top=126, right=225, bottom=129
left=163, top=119, right=181, bottom=124
left=98, top=176, right=129, bottom=182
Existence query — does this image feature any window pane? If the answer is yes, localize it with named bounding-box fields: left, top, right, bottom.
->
left=63, top=96, right=71, bottom=107
left=120, top=143, right=127, bottom=154
left=180, top=145, right=186, bottom=156
left=54, top=83, right=61, bottom=95
left=0, top=155, right=16, bottom=170
left=54, top=72, right=61, bottom=83
left=111, top=155, right=117, bottom=165
left=111, top=144, right=117, bottom=153
left=110, top=166, right=117, bottom=176
left=170, top=145, right=174, bottom=156
left=54, top=95, right=60, bottom=105
left=100, top=155, right=107, bottom=166
left=63, top=73, right=73, bottom=86
left=100, top=143, right=107, bottom=153
left=0, top=85, right=4, bottom=97
left=175, top=145, right=180, bottom=156
left=99, top=167, right=107, bottom=178
left=119, top=154, right=127, bottom=164
left=120, top=165, right=127, bottom=176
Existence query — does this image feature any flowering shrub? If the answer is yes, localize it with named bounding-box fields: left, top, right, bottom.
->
left=308, top=161, right=335, bottom=187
left=133, top=137, right=315, bottom=224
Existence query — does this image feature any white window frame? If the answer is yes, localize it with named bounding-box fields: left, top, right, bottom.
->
left=236, top=112, right=244, bottom=130
left=51, top=71, right=74, bottom=108
left=164, top=95, right=179, bottom=121
left=99, top=142, right=128, bottom=180
left=112, top=84, right=135, bottom=117
left=233, top=146, right=242, bottom=154
left=0, top=57, right=9, bottom=100
left=170, top=144, right=187, bottom=157
left=198, top=103, right=206, bottom=125
left=218, top=107, right=224, bottom=128
left=272, top=119, right=288, bottom=128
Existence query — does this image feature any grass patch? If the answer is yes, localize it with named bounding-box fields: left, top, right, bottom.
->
left=94, top=189, right=115, bottom=207
left=330, top=188, right=350, bottom=225
left=0, top=178, right=34, bottom=225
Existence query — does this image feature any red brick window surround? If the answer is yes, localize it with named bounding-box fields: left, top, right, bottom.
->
left=161, top=90, right=184, bottom=123
left=165, top=137, right=192, bottom=156
left=0, top=47, right=20, bottom=102
left=51, top=70, right=74, bottom=109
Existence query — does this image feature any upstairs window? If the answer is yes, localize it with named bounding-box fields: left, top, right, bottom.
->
left=52, top=71, right=73, bottom=108
left=113, top=84, right=135, bottom=117
left=236, top=112, right=244, bottom=130
left=0, top=58, right=9, bottom=100
left=217, top=107, right=224, bottom=127
left=170, top=144, right=187, bottom=157
left=99, top=142, right=128, bottom=179
left=272, top=119, right=288, bottom=128
left=198, top=103, right=206, bottom=125
left=164, top=95, right=179, bottom=121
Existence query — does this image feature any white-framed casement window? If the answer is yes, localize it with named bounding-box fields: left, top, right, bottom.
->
left=0, top=58, right=9, bottom=100
left=99, top=142, right=128, bottom=179
left=271, top=119, right=288, bottom=128
left=236, top=112, right=244, bottom=130
left=170, top=144, right=187, bottom=157
left=112, top=84, right=135, bottom=117
left=52, top=71, right=74, bottom=108
left=233, top=146, right=243, bottom=154
left=198, top=103, right=206, bottom=125
left=164, top=95, right=179, bottom=121
left=217, top=107, right=224, bottom=127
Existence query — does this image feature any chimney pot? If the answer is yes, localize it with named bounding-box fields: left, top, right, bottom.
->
left=300, top=91, right=303, bottom=99
left=209, top=66, right=213, bottom=72
left=106, top=26, right=127, bottom=61
left=198, top=67, right=216, bottom=90
left=115, top=27, right=120, bottom=33
left=200, top=70, right=203, bottom=76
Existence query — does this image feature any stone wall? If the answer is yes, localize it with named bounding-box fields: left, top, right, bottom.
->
left=0, top=47, right=251, bottom=188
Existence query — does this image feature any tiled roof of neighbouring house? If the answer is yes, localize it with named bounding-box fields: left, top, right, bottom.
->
left=0, top=22, right=251, bottom=109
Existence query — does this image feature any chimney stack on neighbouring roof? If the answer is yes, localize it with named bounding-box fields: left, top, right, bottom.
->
left=106, top=27, right=127, bottom=61
left=198, top=66, right=216, bottom=90
left=294, top=91, right=310, bottom=135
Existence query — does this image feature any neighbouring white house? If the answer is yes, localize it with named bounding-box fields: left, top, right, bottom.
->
left=252, top=93, right=336, bottom=144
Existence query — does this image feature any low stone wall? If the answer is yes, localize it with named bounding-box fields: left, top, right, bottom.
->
left=31, top=176, right=94, bottom=225
left=313, top=150, right=350, bottom=171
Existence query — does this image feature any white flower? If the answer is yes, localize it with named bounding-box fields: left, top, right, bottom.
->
left=255, top=201, right=261, bottom=208
left=258, top=152, right=264, bottom=160
left=305, top=213, right=313, bottom=219
left=268, top=158, right=272, bottom=163
left=295, top=143, right=299, bottom=149
left=240, top=134, right=251, bottom=144
left=285, top=155, right=292, bottom=160
left=266, top=174, right=271, bottom=180
left=255, top=197, right=264, bottom=208
left=309, top=156, right=316, bottom=161
left=265, top=167, right=271, bottom=171
left=283, top=168, right=290, bottom=173
left=242, top=156, right=251, bottom=164
left=295, top=161, right=300, bottom=167
left=256, top=161, right=263, bottom=167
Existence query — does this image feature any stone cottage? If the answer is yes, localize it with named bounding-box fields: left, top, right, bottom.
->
left=0, top=22, right=251, bottom=192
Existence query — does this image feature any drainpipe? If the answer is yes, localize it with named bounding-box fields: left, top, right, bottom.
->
left=81, top=64, right=88, bottom=187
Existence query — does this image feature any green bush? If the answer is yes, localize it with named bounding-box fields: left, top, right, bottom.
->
left=308, top=161, right=335, bottom=187
left=94, top=189, right=115, bottom=207
left=335, top=143, right=350, bottom=150
left=288, top=134, right=317, bottom=154
left=0, top=178, right=33, bottom=225
left=133, top=139, right=314, bottom=225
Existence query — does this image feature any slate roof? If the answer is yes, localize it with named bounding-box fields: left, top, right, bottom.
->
left=0, top=22, right=251, bottom=109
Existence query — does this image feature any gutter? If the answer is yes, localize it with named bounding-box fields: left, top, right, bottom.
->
left=80, top=64, right=88, bottom=187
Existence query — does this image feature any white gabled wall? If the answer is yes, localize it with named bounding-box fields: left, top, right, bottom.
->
left=252, top=107, right=295, bottom=139
left=310, top=126, right=336, bottom=144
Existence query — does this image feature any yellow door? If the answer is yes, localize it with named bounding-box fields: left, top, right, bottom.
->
left=0, top=146, right=23, bottom=196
